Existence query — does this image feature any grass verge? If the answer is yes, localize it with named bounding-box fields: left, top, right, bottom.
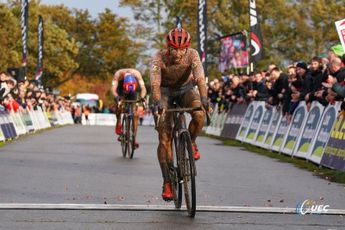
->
left=206, top=134, right=345, bottom=184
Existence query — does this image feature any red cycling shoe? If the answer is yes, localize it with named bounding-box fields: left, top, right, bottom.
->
left=162, top=182, right=173, bottom=201
left=192, top=143, right=201, bottom=160
left=115, top=123, right=122, bottom=135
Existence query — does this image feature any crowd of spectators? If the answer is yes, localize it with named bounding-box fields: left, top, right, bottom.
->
left=0, top=71, right=72, bottom=113
left=208, top=47, right=345, bottom=122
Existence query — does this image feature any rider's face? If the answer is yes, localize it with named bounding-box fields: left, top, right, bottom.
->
left=169, top=47, right=187, bottom=63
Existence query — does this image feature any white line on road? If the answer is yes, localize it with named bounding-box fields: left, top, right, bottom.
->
left=0, top=204, right=344, bottom=215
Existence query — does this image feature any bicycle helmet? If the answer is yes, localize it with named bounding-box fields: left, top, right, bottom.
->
left=123, top=75, right=137, bottom=94
left=166, top=28, right=191, bottom=49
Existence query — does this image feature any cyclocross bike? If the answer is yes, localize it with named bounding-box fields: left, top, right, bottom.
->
left=120, top=99, right=145, bottom=159
left=157, top=104, right=210, bottom=218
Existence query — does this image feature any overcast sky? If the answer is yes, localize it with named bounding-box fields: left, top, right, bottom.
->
left=41, top=0, right=132, bottom=18
left=0, top=0, right=133, bottom=19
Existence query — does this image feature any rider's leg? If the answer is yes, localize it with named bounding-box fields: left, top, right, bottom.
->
left=133, top=107, right=139, bottom=148
left=181, top=89, right=205, bottom=160
left=157, top=112, right=174, bottom=200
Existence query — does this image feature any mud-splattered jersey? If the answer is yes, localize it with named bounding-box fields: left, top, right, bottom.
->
left=150, top=48, right=207, bottom=101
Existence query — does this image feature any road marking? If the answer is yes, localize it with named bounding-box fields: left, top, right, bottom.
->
left=0, top=204, right=345, bottom=215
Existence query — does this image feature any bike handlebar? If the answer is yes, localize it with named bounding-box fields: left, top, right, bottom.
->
left=162, top=106, right=211, bottom=126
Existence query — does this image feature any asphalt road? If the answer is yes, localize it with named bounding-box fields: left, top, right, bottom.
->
left=0, top=125, right=344, bottom=229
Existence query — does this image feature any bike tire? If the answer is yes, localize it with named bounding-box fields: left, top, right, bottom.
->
left=172, top=133, right=182, bottom=209
left=126, top=116, right=132, bottom=158
left=121, top=115, right=127, bottom=158
left=179, top=132, right=196, bottom=218
left=128, top=116, right=135, bottom=159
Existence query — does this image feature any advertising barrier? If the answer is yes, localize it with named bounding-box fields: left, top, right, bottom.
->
left=294, top=102, right=324, bottom=158
left=206, top=106, right=228, bottom=136
left=220, top=103, right=248, bottom=139
left=262, top=108, right=281, bottom=149
left=253, top=106, right=275, bottom=147
left=236, top=102, right=256, bottom=141
left=270, top=113, right=288, bottom=152
left=243, top=102, right=265, bottom=144
left=1, top=109, right=74, bottom=143
left=307, top=102, right=341, bottom=164
left=320, top=109, right=345, bottom=171
left=280, top=102, right=307, bottom=155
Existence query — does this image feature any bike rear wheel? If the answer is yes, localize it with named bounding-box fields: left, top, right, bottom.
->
left=179, top=132, right=196, bottom=217
left=121, top=116, right=127, bottom=158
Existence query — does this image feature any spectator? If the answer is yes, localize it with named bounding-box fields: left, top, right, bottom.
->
left=267, top=67, right=289, bottom=107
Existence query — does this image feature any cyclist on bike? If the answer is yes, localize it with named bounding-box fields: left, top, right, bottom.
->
left=111, top=68, right=147, bottom=148
left=150, top=27, right=209, bottom=201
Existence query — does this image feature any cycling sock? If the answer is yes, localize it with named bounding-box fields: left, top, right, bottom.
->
left=160, top=163, right=171, bottom=182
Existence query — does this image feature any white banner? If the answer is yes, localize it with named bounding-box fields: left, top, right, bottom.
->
left=82, top=113, right=117, bottom=126
left=335, top=18, right=345, bottom=53
left=206, top=106, right=228, bottom=137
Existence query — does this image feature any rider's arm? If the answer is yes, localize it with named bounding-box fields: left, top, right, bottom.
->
left=111, top=71, right=121, bottom=98
left=150, top=52, right=163, bottom=102
left=190, top=49, right=207, bottom=98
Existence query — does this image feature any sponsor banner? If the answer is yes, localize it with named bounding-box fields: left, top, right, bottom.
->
left=206, top=110, right=228, bottom=136
left=244, top=101, right=265, bottom=143
left=253, top=106, right=274, bottom=146
left=236, top=101, right=257, bottom=141
left=35, top=15, right=44, bottom=82
left=218, top=32, right=249, bottom=72
left=46, top=111, right=58, bottom=126
left=271, top=114, right=289, bottom=152
left=308, top=102, right=341, bottom=164
left=29, top=109, right=42, bottom=130
left=281, top=102, right=307, bottom=155
left=320, top=109, right=345, bottom=172
left=82, top=113, right=117, bottom=126
left=9, top=112, right=27, bottom=135
left=220, top=103, right=248, bottom=139
left=197, top=0, right=207, bottom=75
left=0, top=111, right=17, bottom=139
left=206, top=104, right=219, bottom=134
left=294, top=102, right=324, bottom=158
left=249, top=0, right=264, bottom=62
left=262, top=109, right=281, bottom=149
left=20, top=110, right=35, bottom=132
left=335, top=18, right=345, bottom=53
left=21, top=0, right=29, bottom=69
left=0, top=112, right=6, bottom=141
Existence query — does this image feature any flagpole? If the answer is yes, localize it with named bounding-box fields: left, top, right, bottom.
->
left=248, top=0, right=253, bottom=73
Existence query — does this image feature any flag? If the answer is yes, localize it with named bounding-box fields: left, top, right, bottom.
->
left=35, top=15, right=44, bottom=82
left=335, top=18, right=345, bottom=54
left=20, top=0, right=29, bottom=69
left=249, top=0, right=264, bottom=62
left=197, top=0, right=207, bottom=76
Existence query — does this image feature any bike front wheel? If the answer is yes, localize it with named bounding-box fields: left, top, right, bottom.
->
left=121, top=116, right=127, bottom=158
left=179, top=132, right=196, bottom=217
left=127, top=116, right=135, bottom=159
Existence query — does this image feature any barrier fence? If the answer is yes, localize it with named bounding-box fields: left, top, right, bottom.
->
left=206, top=100, right=345, bottom=172
left=0, top=108, right=74, bottom=142
left=81, top=101, right=345, bottom=171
